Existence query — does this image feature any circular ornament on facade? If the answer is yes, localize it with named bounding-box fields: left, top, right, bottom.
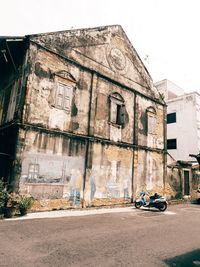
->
left=107, top=47, right=126, bottom=71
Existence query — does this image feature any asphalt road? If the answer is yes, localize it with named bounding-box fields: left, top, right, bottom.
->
left=0, top=204, right=200, bottom=267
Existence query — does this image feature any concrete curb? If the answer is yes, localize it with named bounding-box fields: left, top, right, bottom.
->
left=2, top=200, right=189, bottom=221
left=1, top=203, right=132, bottom=221
left=4, top=206, right=136, bottom=221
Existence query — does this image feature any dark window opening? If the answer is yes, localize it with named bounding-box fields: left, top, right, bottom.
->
left=184, top=170, right=190, bottom=195
left=167, top=113, right=176, bottom=124
left=109, top=93, right=125, bottom=127
left=116, top=104, right=121, bottom=125
left=167, top=139, right=177, bottom=149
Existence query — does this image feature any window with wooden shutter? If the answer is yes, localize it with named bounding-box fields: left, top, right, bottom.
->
left=55, top=83, right=73, bottom=112
left=110, top=100, right=117, bottom=123
left=109, top=93, right=125, bottom=126
left=63, top=85, right=72, bottom=111
left=56, top=83, right=64, bottom=109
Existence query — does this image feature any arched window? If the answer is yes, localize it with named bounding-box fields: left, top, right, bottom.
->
left=147, top=106, right=156, bottom=135
left=109, top=93, right=125, bottom=126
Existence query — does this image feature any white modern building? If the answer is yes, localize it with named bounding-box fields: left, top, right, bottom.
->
left=155, top=79, right=200, bottom=162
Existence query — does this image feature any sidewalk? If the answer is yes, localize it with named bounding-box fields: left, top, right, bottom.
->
left=5, top=200, right=181, bottom=221
left=5, top=206, right=135, bottom=221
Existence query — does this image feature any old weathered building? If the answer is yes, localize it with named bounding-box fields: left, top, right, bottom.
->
left=0, top=25, right=166, bottom=210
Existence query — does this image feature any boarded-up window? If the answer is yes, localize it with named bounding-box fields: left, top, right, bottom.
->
left=55, top=83, right=73, bottom=112
left=148, top=115, right=156, bottom=134
left=147, top=107, right=156, bottom=135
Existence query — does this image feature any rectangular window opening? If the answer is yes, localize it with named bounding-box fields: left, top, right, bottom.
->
left=167, top=138, right=177, bottom=149
left=167, top=113, right=176, bottom=124
left=184, top=170, right=190, bottom=195
left=116, top=104, right=121, bottom=125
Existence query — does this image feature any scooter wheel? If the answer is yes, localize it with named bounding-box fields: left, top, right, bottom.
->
left=158, top=202, right=167, bottom=212
left=135, top=201, right=142, bottom=209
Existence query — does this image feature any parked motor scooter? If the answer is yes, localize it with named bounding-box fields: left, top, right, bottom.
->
left=135, top=192, right=168, bottom=211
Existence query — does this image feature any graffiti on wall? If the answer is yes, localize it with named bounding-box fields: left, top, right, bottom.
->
left=90, top=175, right=96, bottom=201
left=21, top=152, right=84, bottom=205
left=123, top=176, right=130, bottom=199
left=69, top=169, right=82, bottom=207
left=146, top=154, right=157, bottom=190
left=89, top=160, right=131, bottom=201
left=106, top=161, right=120, bottom=198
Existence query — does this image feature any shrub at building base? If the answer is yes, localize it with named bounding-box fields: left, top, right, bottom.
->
left=0, top=180, right=7, bottom=218
left=18, top=195, right=34, bottom=216
left=0, top=179, right=34, bottom=218
left=3, top=207, right=17, bottom=218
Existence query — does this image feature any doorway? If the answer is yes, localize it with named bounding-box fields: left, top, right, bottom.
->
left=184, top=170, right=190, bottom=195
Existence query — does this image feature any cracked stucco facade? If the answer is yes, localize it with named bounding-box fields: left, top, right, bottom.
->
left=0, top=26, right=166, bottom=210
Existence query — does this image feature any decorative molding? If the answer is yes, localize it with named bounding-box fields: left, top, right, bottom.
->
left=54, top=70, right=76, bottom=83
left=106, top=46, right=127, bottom=73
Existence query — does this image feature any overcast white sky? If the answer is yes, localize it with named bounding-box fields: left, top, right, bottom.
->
left=1, top=0, right=200, bottom=93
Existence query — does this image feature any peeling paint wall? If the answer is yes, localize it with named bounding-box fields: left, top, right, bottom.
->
left=134, top=150, right=164, bottom=196
left=24, top=45, right=91, bottom=135
left=0, top=26, right=166, bottom=210
left=191, top=169, right=200, bottom=199
left=137, top=96, right=164, bottom=150
left=18, top=129, right=86, bottom=208
left=165, top=155, right=196, bottom=200
left=90, top=77, right=134, bottom=143
left=30, top=26, right=159, bottom=98
left=166, top=166, right=182, bottom=199
left=84, top=143, right=133, bottom=206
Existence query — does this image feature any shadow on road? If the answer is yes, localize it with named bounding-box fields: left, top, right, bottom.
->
left=191, top=201, right=200, bottom=206
left=164, top=249, right=200, bottom=267
left=135, top=207, right=162, bottom=213
left=133, top=207, right=165, bottom=217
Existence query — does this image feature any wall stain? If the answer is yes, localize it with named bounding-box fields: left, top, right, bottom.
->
left=71, top=103, right=78, bottom=116
left=34, top=62, right=51, bottom=78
